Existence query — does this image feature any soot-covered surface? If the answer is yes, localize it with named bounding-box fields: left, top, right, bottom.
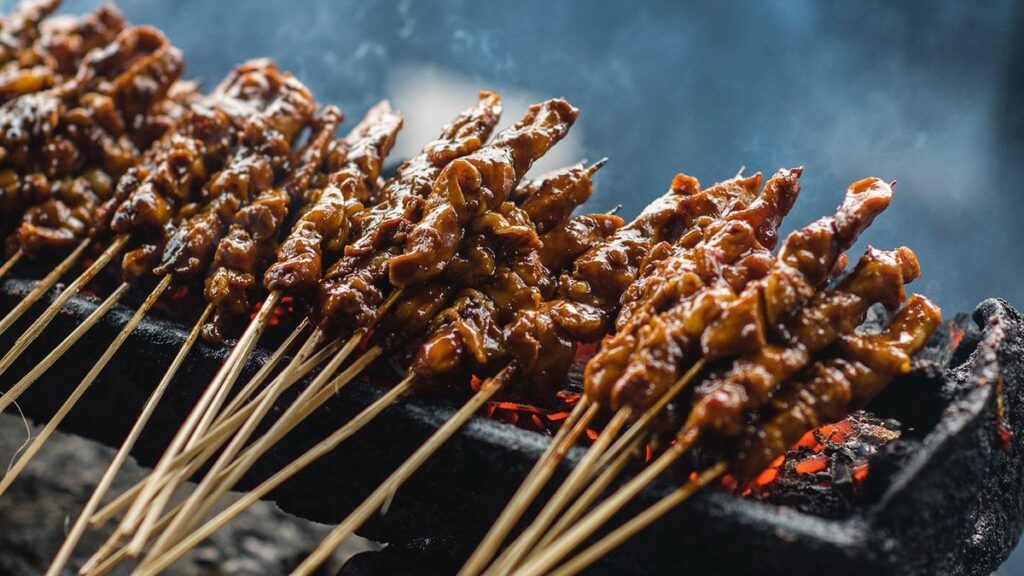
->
left=2, top=265, right=1022, bottom=576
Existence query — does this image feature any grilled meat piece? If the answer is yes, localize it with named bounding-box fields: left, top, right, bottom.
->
left=317, top=92, right=502, bottom=329
left=731, top=294, right=941, bottom=478
left=263, top=101, right=401, bottom=293
left=538, top=212, right=624, bottom=271
left=388, top=98, right=577, bottom=288
left=511, top=160, right=604, bottom=234
left=156, top=62, right=315, bottom=280
left=685, top=245, right=920, bottom=435
left=204, top=106, right=342, bottom=322
left=0, top=0, right=62, bottom=65
left=0, top=3, right=126, bottom=102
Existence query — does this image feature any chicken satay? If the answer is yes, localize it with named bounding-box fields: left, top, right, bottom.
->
left=603, top=177, right=892, bottom=416
left=153, top=62, right=315, bottom=282
left=685, top=246, right=920, bottom=436
left=0, top=2, right=126, bottom=102
left=384, top=168, right=617, bottom=392
left=10, top=26, right=184, bottom=257
left=202, top=106, right=342, bottom=336
left=317, top=93, right=502, bottom=327
left=560, top=171, right=755, bottom=335
left=0, top=26, right=184, bottom=179
left=731, top=294, right=941, bottom=478
left=580, top=171, right=788, bottom=406
left=402, top=176, right=623, bottom=401
left=262, top=101, right=401, bottom=294
left=387, top=98, right=577, bottom=288
left=596, top=169, right=801, bottom=410
left=618, top=170, right=794, bottom=327
left=409, top=200, right=548, bottom=374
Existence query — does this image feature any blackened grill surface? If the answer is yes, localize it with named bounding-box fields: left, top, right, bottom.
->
left=0, top=275, right=1021, bottom=576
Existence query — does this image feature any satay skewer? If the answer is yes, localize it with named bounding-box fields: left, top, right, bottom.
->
left=43, top=303, right=212, bottom=576
left=0, top=275, right=171, bottom=497
left=289, top=366, right=514, bottom=576
left=112, top=101, right=346, bottom=528
left=0, top=234, right=126, bottom=389
left=92, top=70, right=320, bottom=552
left=0, top=249, right=22, bottom=280
left=464, top=170, right=786, bottom=575
left=290, top=124, right=642, bottom=576
left=510, top=239, right=918, bottom=571
left=500, top=179, right=896, bottom=575
left=117, top=94, right=508, bottom=556
left=519, top=294, right=941, bottom=576
left=121, top=103, right=403, bottom=556
left=129, top=98, right=574, bottom=567
left=0, top=24, right=185, bottom=343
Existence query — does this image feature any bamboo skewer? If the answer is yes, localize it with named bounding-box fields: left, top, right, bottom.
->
left=218, top=318, right=314, bottom=418
left=132, top=366, right=412, bottom=576
left=0, top=275, right=171, bottom=499
left=542, top=463, right=728, bottom=576
left=0, top=249, right=23, bottom=280
left=536, top=435, right=642, bottom=551
left=137, top=289, right=406, bottom=556
left=133, top=286, right=392, bottom=546
left=85, top=345, right=386, bottom=576
left=589, top=360, right=705, bottom=480
left=507, top=426, right=703, bottom=576
left=488, top=406, right=634, bottom=575
left=0, top=234, right=128, bottom=378
left=188, top=291, right=286, bottom=445
left=85, top=331, right=340, bottom=533
left=291, top=366, right=514, bottom=576
left=44, top=303, right=212, bottom=576
left=125, top=291, right=295, bottom=555
left=466, top=360, right=707, bottom=574
left=142, top=328, right=362, bottom=559
left=0, top=282, right=130, bottom=413
left=141, top=330, right=369, bottom=560
left=458, top=397, right=597, bottom=576
left=0, top=238, right=90, bottom=338
left=115, top=290, right=283, bottom=550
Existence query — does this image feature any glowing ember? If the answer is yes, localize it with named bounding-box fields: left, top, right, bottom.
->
left=744, top=411, right=901, bottom=514
left=479, top=387, right=598, bottom=441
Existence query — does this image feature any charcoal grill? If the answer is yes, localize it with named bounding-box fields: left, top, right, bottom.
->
left=1, top=274, right=1021, bottom=576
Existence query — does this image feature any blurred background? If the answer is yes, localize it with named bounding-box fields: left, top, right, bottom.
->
left=1, top=0, right=1021, bottom=573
